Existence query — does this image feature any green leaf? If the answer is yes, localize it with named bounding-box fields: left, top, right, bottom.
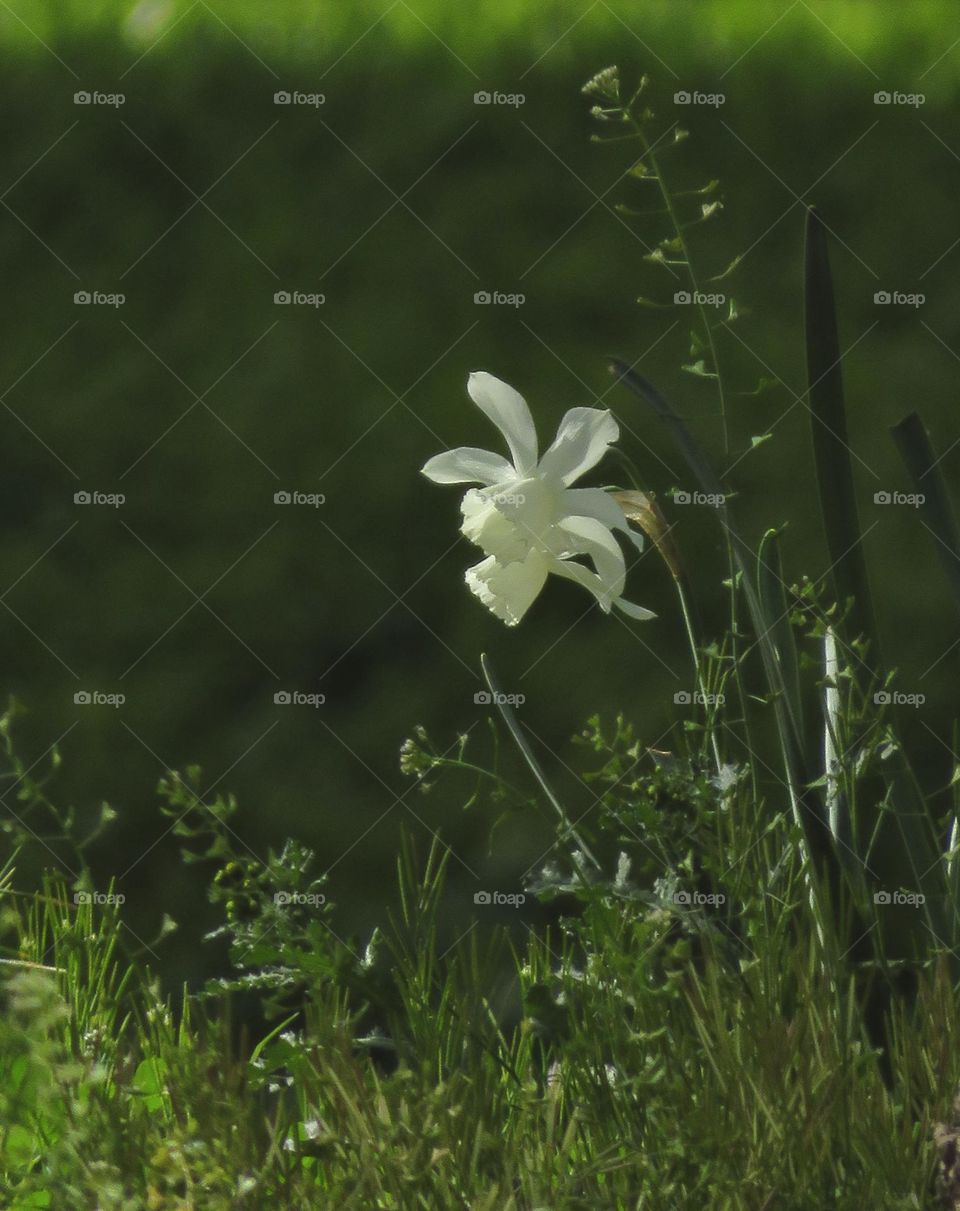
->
left=890, top=411, right=960, bottom=617
left=681, top=360, right=717, bottom=379
left=738, top=377, right=777, bottom=398
left=804, top=207, right=878, bottom=668
left=709, top=253, right=742, bottom=283
left=131, top=1057, right=170, bottom=1115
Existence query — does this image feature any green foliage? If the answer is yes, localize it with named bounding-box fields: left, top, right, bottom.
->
left=0, top=720, right=954, bottom=1206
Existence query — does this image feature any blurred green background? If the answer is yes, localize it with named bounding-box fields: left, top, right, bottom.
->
left=2, top=0, right=959, bottom=981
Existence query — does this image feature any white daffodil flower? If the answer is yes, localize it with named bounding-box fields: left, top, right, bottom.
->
left=422, top=371, right=655, bottom=627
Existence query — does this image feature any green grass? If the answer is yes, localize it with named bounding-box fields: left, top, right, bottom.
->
left=0, top=712, right=956, bottom=1208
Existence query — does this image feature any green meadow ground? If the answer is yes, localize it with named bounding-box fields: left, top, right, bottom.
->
left=1, top=716, right=958, bottom=1208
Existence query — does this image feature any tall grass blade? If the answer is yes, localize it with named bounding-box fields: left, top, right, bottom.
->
left=804, top=207, right=878, bottom=666
left=757, top=527, right=804, bottom=753
left=891, top=410, right=960, bottom=616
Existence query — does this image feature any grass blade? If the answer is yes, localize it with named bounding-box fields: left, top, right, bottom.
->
left=757, top=527, right=803, bottom=754
left=890, top=410, right=960, bottom=616
left=804, top=207, right=878, bottom=665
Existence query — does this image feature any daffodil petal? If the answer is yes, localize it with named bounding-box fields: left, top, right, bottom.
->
left=548, top=556, right=617, bottom=613
left=464, top=551, right=548, bottom=626
left=551, top=556, right=656, bottom=620
left=537, top=408, right=619, bottom=486
left=556, top=515, right=627, bottom=601
left=467, top=372, right=538, bottom=475
left=614, top=597, right=657, bottom=621
left=562, top=487, right=646, bottom=553
left=421, top=447, right=516, bottom=485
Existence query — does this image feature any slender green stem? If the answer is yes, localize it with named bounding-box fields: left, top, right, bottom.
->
left=481, top=653, right=603, bottom=873
left=624, top=94, right=757, bottom=793
left=625, top=101, right=728, bottom=456
left=674, top=578, right=723, bottom=777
